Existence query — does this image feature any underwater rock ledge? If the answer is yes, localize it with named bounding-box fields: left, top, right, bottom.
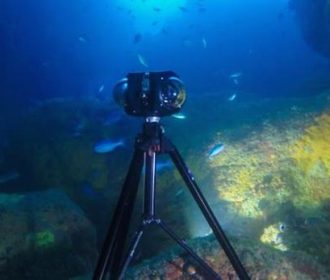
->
left=126, top=235, right=330, bottom=280
left=0, top=189, right=97, bottom=280
left=290, top=0, right=330, bottom=59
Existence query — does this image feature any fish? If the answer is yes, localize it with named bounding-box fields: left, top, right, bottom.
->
left=179, top=6, right=188, bottom=12
left=202, top=37, right=207, bottom=48
left=208, top=143, right=225, bottom=159
left=153, top=7, right=161, bottom=12
left=175, top=189, right=184, bottom=197
left=137, top=54, right=149, bottom=68
left=0, top=171, right=20, bottom=184
left=156, top=160, right=173, bottom=172
left=172, top=113, right=187, bottom=120
left=94, top=139, right=124, bottom=154
left=161, top=28, right=168, bottom=35
left=228, top=93, right=237, bottom=101
left=133, top=33, right=142, bottom=44
left=98, top=84, right=105, bottom=93
left=142, top=160, right=173, bottom=175
left=229, top=72, right=242, bottom=79
left=78, top=36, right=87, bottom=43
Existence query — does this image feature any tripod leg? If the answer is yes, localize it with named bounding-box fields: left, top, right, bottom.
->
left=169, top=147, right=250, bottom=280
left=93, top=148, right=145, bottom=280
left=118, top=223, right=145, bottom=280
left=157, top=220, right=221, bottom=280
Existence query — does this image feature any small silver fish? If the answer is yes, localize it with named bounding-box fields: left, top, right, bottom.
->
left=94, top=139, right=124, bottom=154
left=202, top=37, right=207, bottom=48
left=229, top=72, right=242, bottom=79
left=175, top=189, right=184, bottom=197
left=137, top=54, right=149, bottom=68
left=208, top=143, right=225, bottom=159
left=156, top=160, right=173, bottom=171
left=228, top=93, right=237, bottom=101
left=0, top=171, right=20, bottom=184
left=98, top=84, right=105, bottom=93
left=172, top=113, right=187, bottom=120
left=78, top=36, right=87, bottom=43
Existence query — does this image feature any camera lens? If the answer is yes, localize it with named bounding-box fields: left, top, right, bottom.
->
left=160, top=76, right=186, bottom=110
left=113, top=71, right=185, bottom=117
left=113, top=78, right=129, bottom=107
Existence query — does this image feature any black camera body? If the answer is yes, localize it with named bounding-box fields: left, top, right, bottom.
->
left=113, top=71, right=186, bottom=117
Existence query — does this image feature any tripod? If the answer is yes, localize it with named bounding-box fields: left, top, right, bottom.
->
left=93, top=117, right=250, bottom=280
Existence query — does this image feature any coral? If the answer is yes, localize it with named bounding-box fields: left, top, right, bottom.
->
left=280, top=201, right=330, bottom=271
left=260, top=224, right=287, bottom=251
left=290, top=112, right=330, bottom=207
left=212, top=110, right=330, bottom=217
left=291, top=113, right=330, bottom=177
left=220, top=166, right=263, bottom=218
left=127, top=235, right=329, bottom=279
left=210, top=124, right=287, bottom=218
left=163, top=260, right=183, bottom=280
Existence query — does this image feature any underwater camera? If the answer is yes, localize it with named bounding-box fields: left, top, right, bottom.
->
left=113, top=71, right=186, bottom=117
left=94, top=70, right=249, bottom=280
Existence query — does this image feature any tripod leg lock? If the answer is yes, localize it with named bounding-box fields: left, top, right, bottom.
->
left=143, top=217, right=161, bottom=225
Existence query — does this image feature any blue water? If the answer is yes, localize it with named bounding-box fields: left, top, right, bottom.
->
left=1, top=0, right=328, bottom=110
left=1, top=1, right=330, bottom=279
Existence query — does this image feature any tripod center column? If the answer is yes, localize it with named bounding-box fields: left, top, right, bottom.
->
left=144, top=150, right=156, bottom=218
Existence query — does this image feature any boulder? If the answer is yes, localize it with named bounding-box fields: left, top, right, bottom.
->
left=0, top=189, right=97, bottom=280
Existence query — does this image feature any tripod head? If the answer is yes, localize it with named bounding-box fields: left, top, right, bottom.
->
left=113, top=71, right=186, bottom=118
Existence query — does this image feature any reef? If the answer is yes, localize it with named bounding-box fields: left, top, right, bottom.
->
left=210, top=107, right=330, bottom=219
left=1, top=91, right=330, bottom=278
left=291, top=112, right=330, bottom=177
left=289, top=0, right=330, bottom=58
left=198, top=90, right=330, bottom=270
left=260, top=223, right=288, bottom=252
left=0, top=189, right=97, bottom=280
left=290, top=112, right=330, bottom=207
left=126, top=235, right=330, bottom=279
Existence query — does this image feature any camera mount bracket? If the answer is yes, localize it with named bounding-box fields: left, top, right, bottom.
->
left=93, top=120, right=250, bottom=280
